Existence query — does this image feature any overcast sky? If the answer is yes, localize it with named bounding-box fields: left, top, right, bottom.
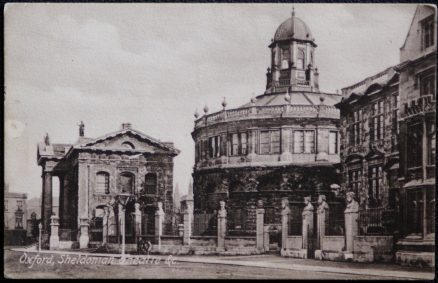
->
left=5, top=3, right=417, bottom=199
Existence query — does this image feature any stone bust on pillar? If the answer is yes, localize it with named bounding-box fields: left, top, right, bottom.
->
left=281, top=197, right=290, bottom=214
left=218, top=201, right=227, bottom=218
left=344, top=192, right=359, bottom=214
left=302, top=196, right=314, bottom=216
left=257, top=199, right=264, bottom=209
left=317, top=195, right=329, bottom=214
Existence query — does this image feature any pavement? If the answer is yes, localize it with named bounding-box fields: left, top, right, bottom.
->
left=10, top=246, right=435, bottom=280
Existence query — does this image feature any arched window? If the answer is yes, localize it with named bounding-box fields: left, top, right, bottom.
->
left=120, top=172, right=135, bottom=194
left=297, top=48, right=305, bottom=69
left=96, top=172, right=110, bottom=194
left=144, top=173, right=157, bottom=195
left=121, top=141, right=135, bottom=149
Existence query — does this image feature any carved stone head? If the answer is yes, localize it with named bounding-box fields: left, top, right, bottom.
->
left=304, top=196, right=311, bottom=205
left=281, top=197, right=289, bottom=209
left=219, top=201, right=226, bottom=210
left=157, top=202, right=163, bottom=210
left=346, top=192, right=355, bottom=203
left=318, top=195, right=326, bottom=205
left=257, top=200, right=264, bottom=209
left=134, top=203, right=140, bottom=211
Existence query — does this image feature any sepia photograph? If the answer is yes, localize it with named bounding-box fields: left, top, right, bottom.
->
left=3, top=2, right=436, bottom=279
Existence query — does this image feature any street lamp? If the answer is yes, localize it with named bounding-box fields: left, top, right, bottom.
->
left=38, top=223, right=42, bottom=252
left=114, top=193, right=131, bottom=263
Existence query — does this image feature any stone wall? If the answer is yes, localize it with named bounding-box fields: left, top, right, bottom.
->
left=284, top=236, right=302, bottom=250
left=353, top=236, right=393, bottom=263
left=321, top=236, right=344, bottom=252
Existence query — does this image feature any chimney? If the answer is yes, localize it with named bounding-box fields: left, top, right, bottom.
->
left=121, top=123, right=132, bottom=130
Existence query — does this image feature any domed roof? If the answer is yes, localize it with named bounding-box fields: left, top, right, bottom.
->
left=273, top=13, right=314, bottom=43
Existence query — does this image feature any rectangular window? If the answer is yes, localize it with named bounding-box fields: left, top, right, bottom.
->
left=208, top=137, right=214, bottom=158
left=420, top=73, right=436, bottom=98
left=4, top=200, right=8, bottom=211
left=407, top=123, right=423, bottom=168
left=260, top=131, right=270, bottom=154
left=294, top=130, right=304, bottom=153
left=231, top=133, right=239, bottom=156
left=329, top=131, right=338, bottom=154
left=240, top=133, right=248, bottom=155
left=428, top=122, right=436, bottom=165
left=271, top=130, right=281, bottom=154
left=96, top=173, right=110, bottom=194
left=16, top=200, right=23, bottom=210
left=349, top=169, right=362, bottom=196
left=304, top=131, right=315, bottom=153
left=422, top=16, right=434, bottom=50
left=368, top=165, right=382, bottom=207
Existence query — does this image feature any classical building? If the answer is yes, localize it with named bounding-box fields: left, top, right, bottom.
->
left=4, top=185, right=27, bottom=231
left=191, top=10, right=343, bottom=237
left=396, top=5, right=435, bottom=265
left=337, top=65, right=401, bottom=210
left=36, top=123, right=179, bottom=247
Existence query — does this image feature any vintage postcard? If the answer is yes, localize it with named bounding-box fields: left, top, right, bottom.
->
left=3, top=3, right=436, bottom=279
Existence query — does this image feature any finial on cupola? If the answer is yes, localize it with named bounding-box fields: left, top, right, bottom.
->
left=78, top=121, right=85, bottom=137
left=44, top=133, right=50, bottom=146
left=284, top=89, right=291, bottom=103
left=222, top=97, right=227, bottom=110
left=194, top=109, right=199, bottom=119
left=203, top=105, right=209, bottom=114
left=250, top=93, right=256, bottom=105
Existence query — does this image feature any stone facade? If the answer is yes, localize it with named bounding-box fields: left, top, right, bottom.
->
left=337, top=66, right=401, bottom=209
left=396, top=5, right=436, bottom=267
left=192, top=11, right=343, bottom=240
left=37, top=123, right=179, bottom=248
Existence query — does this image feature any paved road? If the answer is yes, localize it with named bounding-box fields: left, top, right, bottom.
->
left=3, top=250, right=425, bottom=279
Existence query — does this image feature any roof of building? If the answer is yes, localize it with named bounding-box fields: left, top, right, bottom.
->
left=5, top=191, right=27, bottom=199
left=240, top=91, right=341, bottom=108
left=273, top=12, right=315, bottom=44
left=37, top=124, right=180, bottom=163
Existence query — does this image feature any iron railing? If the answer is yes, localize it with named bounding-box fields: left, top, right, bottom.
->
left=358, top=207, right=396, bottom=236
left=192, top=212, right=217, bottom=236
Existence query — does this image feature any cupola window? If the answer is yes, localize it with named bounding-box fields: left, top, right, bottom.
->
left=297, top=48, right=305, bottom=69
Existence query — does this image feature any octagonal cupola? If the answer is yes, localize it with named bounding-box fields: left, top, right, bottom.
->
left=266, top=8, right=319, bottom=94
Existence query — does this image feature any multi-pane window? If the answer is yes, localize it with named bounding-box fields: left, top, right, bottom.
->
left=407, top=123, right=423, bottom=168
left=294, top=130, right=315, bottom=153
left=392, top=94, right=400, bottom=135
left=144, top=173, right=157, bottom=195
left=368, top=165, right=383, bottom=207
left=407, top=189, right=424, bottom=235
left=281, top=47, right=290, bottom=69
left=16, top=200, right=23, bottom=210
left=329, top=131, right=338, bottom=154
left=208, top=136, right=221, bottom=158
left=349, top=169, right=362, bottom=197
left=370, top=101, right=384, bottom=142
left=349, top=110, right=362, bottom=146
left=420, top=73, right=436, bottom=98
left=259, top=130, right=281, bottom=154
left=230, top=132, right=248, bottom=156
left=96, top=172, right=110, bottom=194
left=422, top=16, right=434, bottom=50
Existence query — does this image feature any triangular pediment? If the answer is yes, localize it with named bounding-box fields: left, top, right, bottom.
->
left=76, top=128, right=179, bottom=155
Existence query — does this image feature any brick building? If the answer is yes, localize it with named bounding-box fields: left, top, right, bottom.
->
left=191, top=10, right=343, bottom=238
left=36, top=123, right=179, bottom=247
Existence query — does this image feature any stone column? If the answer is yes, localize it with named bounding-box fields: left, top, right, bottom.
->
left=102, top=206, right=109, bottom=245
left=344, top=192, right=359, bottom=253
left=182, top=199, right=193, bottom=245
left=108, top=206, right=116, bottom=237
left=248, top=128, right=258, bottom=161
left=302, top=197, right=314, bottom=256
left=281, top=198, right=290, bottom=250
left=134, top=203, right=142, bottom=241
left=79, top=216, right=89, bottom=249
left=42, top=172, right=53, bottom=231
left=58, top=175, right=64, bottom=228
left=316, top=195, right=329, bottom=250
left=280, top=127, right=293, bottom=162
left=217, top=201, right=227, bottom=251
left=256, top=200, right=265, bottom=251
left=49, top=214, right=59, bottom=250
left=155, top=202, right=164, bottom=247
